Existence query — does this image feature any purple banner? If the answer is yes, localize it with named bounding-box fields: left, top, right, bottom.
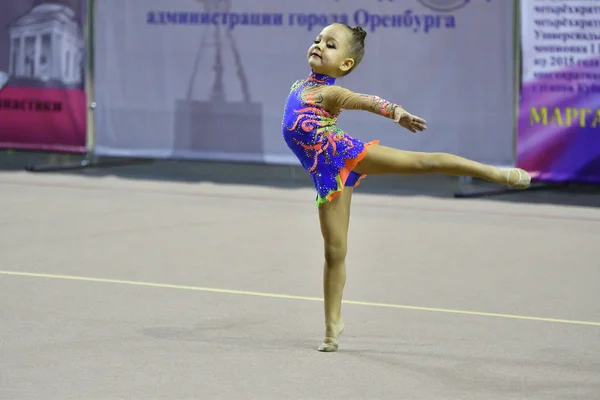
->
left=93, top=0, right=514, bottom=166
left=517, top=2, right=600, bottom=184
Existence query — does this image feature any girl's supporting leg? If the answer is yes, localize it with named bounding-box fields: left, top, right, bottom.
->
left=317, top=186, right=353, bottom=352
left=354, top=145, right=531, bottom=188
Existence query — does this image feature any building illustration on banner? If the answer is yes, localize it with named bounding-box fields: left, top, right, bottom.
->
left=173, top=0, right=263, bottom=156
left=6, top=0, right=83, bottom=88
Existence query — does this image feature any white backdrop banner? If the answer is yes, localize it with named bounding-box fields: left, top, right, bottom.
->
left=94, top=0, right=515, bottom=165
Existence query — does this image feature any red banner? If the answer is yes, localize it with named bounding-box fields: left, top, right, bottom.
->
left=0, top=0, right=86, bottom=153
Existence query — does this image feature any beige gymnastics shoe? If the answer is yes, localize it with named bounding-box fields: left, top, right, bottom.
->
left=506, top=168, right=531, bottom=189
left=318, top=325, right=344, bottom=352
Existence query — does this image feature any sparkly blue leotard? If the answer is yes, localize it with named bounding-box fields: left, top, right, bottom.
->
left=282, top=71, right=398, bottom=206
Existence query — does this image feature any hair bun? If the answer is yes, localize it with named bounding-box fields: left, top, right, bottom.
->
left=353, top=26, right=367, bottom=41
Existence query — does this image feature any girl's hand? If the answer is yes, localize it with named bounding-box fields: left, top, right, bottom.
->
left=394, top=108, right=427, bottom=133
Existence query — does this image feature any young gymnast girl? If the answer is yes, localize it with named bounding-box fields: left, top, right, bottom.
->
left=281, top=23, right=531, bottom=352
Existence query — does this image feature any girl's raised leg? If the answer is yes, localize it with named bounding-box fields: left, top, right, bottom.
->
left=317, top=186, right=353, bottom=352
left=354, top=145, right=531, bottom=188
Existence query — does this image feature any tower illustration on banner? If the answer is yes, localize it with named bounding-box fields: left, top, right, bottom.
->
left=173, top=0, right=263, bottom=157
left=0, top=71, right=7, bottom=92
left=6, top=0, right=83, bottom=89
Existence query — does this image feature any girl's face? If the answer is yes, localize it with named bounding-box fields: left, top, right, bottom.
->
left=307, top=24, right=355, bottom=77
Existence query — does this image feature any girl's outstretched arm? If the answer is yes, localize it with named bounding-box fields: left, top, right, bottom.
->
left=321, top=85, right=427, bottom=133
left=324, top=85, right=399, bottom=119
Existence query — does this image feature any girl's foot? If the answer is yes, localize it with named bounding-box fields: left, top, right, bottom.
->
left=505, top=168, right=531, bottom=189
left=318, top=320, right=345, bottom=352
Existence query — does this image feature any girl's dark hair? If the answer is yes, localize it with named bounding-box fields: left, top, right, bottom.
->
left=339, top=24, right=367, bottom=76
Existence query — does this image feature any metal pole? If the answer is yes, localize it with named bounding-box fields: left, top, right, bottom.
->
left=85, top=0, right=96, bottom=160
left=512, top=0, right=521, bottom=168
